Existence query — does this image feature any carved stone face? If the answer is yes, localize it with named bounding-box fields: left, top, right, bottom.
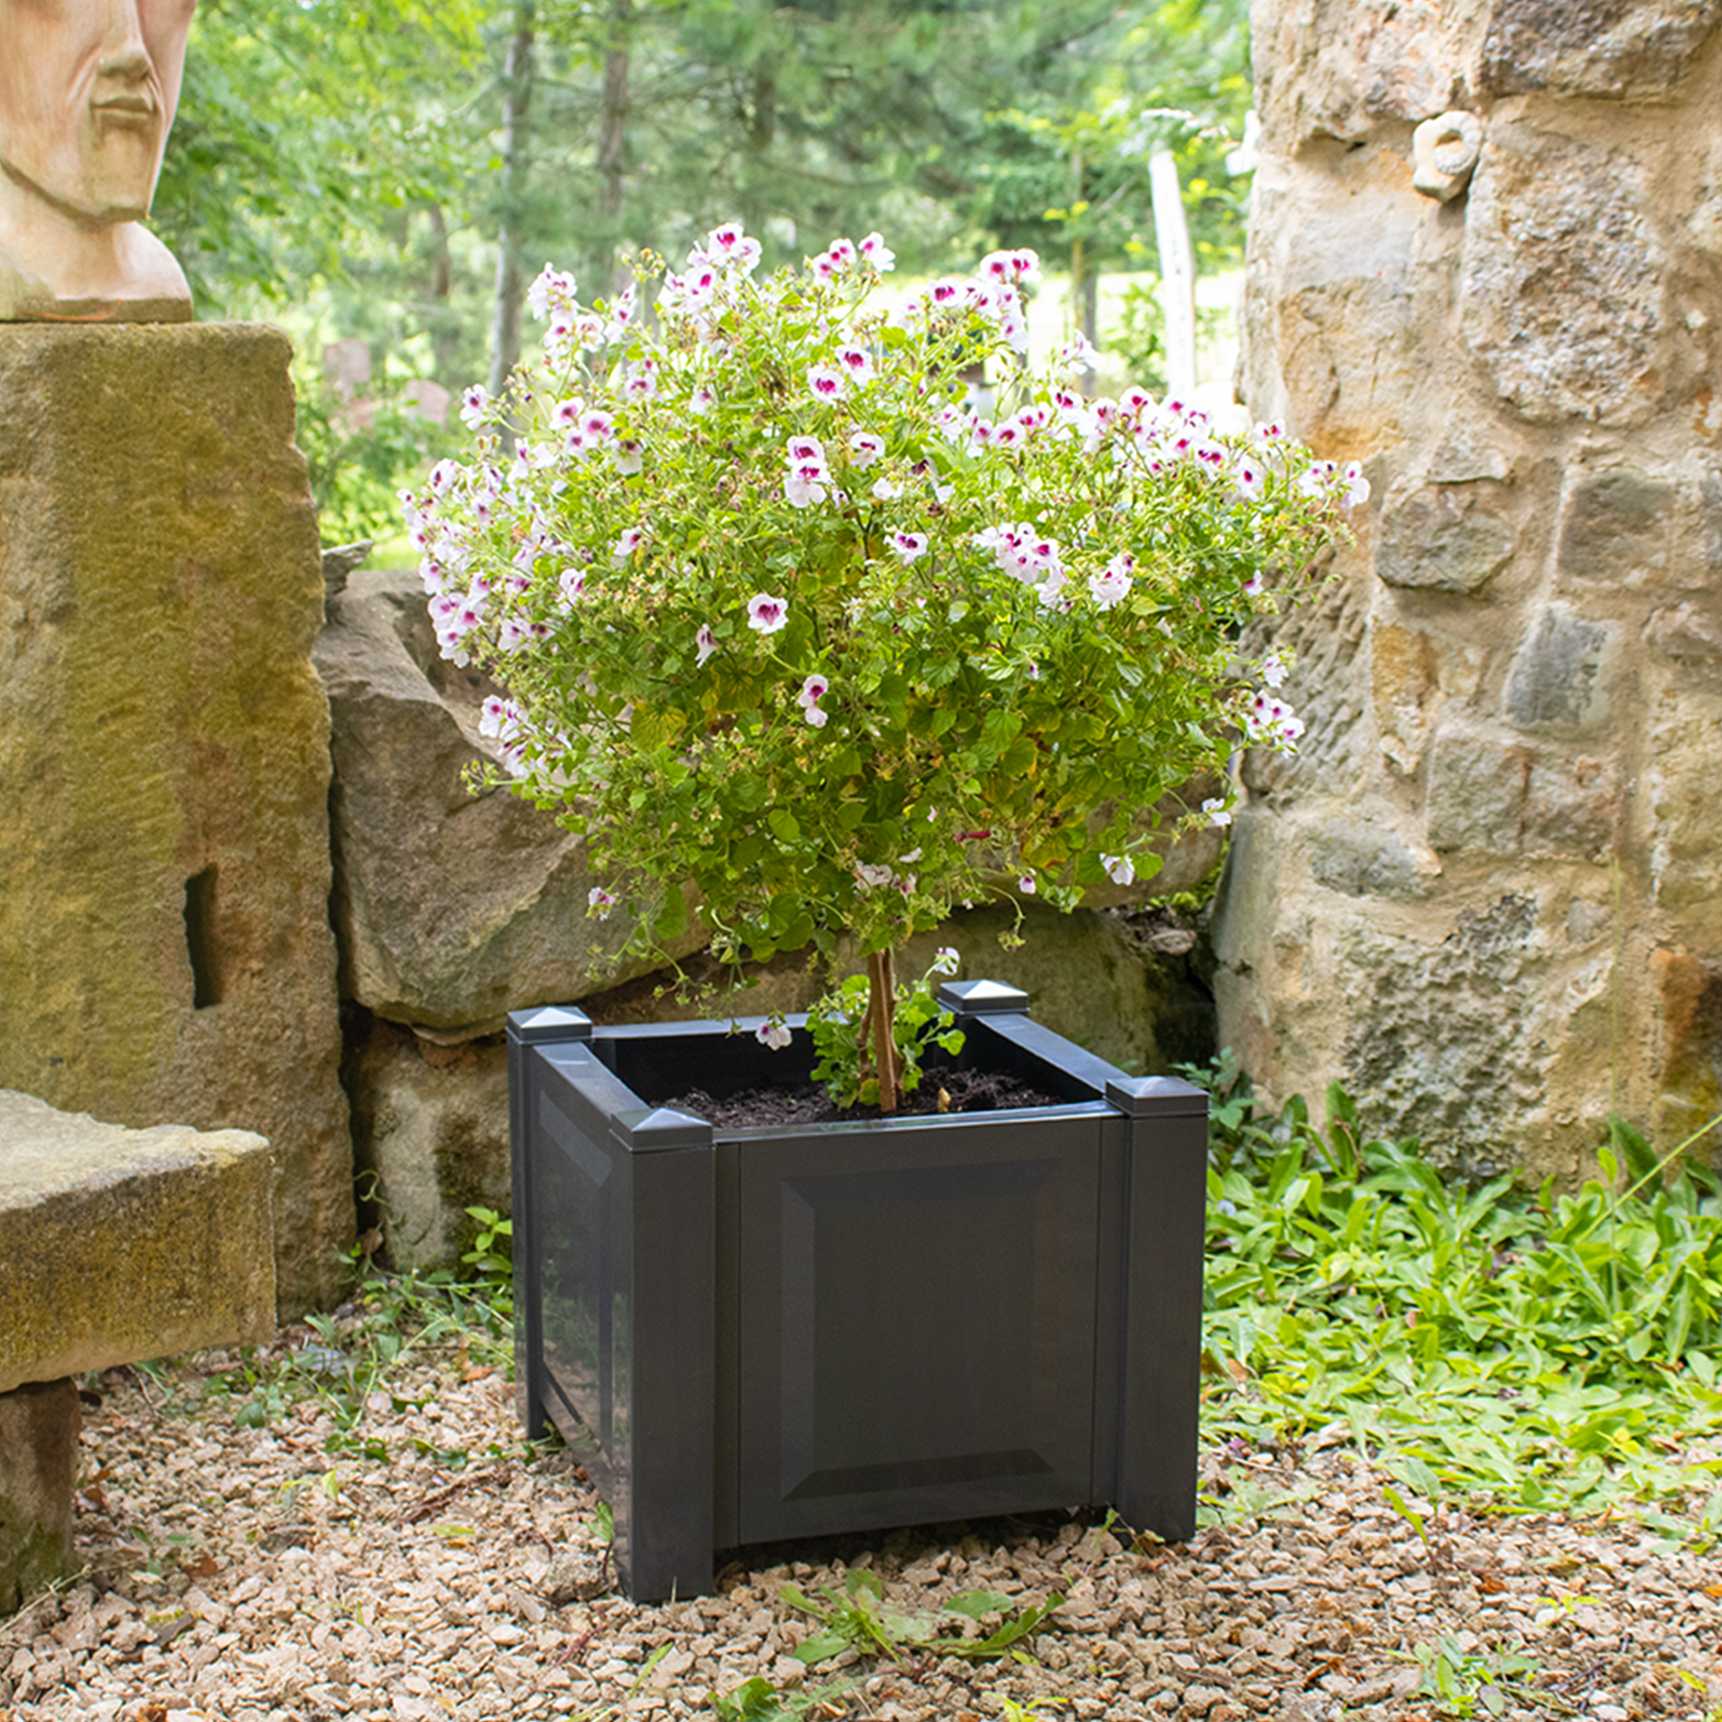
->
left=0, top=0, right=197, bottom=224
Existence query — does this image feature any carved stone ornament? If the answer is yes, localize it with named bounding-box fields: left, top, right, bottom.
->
left=0, top=0, right=197, bottom=322
left=1412, top=109, right=1484, bottom=204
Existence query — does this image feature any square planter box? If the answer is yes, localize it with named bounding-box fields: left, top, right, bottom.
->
left=509, top=979, right=1208, bottom=1601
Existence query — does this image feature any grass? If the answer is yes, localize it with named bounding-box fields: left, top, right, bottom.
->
left=1193, top=1055, right=1722, bottom=1540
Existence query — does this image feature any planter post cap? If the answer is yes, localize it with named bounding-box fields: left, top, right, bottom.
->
left=937, top=978, right=1031, bottom=1016
left=609, top=1105, right=714, bottom=1152
left=507, top=1004, right=595, bottom=1043
left=1105, top=1075, right=1210, bottom=1119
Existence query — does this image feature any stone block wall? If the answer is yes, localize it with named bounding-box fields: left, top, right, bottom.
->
left=1217, top=1, right=1722, bottom=1174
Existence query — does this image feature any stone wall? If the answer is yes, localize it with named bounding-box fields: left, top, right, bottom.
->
left=0, top=326, right=353, bottom=1312
left=1218, top=1, right=1722, bottom=1174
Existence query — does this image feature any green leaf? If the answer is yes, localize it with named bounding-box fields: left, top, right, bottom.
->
left=654, top=889, right=688, bottom=942
left=944, top=1589, right=1014, bottom=1620
left=768, top=809, right=801, bottom=844
left=791, top=1630, right=849, bottom=1666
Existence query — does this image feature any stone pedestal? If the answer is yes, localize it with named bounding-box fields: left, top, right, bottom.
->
left=0, top=1381, right=79, bottom=1615
left=1221, top=5, right=1722, bottom=1176
left=0, top=1091, right=276, bottom=1610
left=0, top=325, right=353, bottom=1312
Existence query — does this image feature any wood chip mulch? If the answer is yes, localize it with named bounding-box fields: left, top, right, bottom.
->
left=3, top=1330, right=1720, bottom=1722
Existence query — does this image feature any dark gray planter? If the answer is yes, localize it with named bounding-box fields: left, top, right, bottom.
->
left=508, top=979, right=1207, bottom=1601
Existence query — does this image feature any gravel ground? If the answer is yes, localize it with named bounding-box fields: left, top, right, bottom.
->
left=4, top=1323, right=1721, bottom=1722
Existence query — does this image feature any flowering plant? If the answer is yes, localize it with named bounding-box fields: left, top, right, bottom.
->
left=406, top=221, right=1363, bottom=1109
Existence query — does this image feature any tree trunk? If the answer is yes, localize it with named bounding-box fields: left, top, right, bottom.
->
left=488, top=0, right=537, bottom=405
left=425, top=203, right=460, bottom=387
left=865, top=949, right=900, bottom=1113
left=595, top=0, right=632, bottom=295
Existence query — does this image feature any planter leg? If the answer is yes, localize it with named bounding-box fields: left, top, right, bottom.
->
left=1108, top=1077, right=1209, bottom=1542
left=613, top=1121, right=717, bottom=1602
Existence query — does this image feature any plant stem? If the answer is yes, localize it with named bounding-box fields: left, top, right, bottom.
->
left=867, top=948, right=900, bottom=1113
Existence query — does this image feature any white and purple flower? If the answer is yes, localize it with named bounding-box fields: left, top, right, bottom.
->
left=747, top=593, right=789, bottom=634
left=807, top=365, right=847, bottom=403
left=1089, top=552, right=1134, bottom=611
left=797, top=673, right=830, bottom=728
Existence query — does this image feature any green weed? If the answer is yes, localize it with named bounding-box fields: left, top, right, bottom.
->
left=1409, top=1636, right=1571, bottom=1717
left=707, top=1675, right=858, bottom=1720
left=200, top=1249, right=517, bottom=1462
left=780, top=1569, right=1061, bottom=1668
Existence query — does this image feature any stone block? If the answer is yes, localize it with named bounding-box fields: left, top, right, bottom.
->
left=1647, top=600, right=1722, bottom=662
left=1308, top=812, right=1440, bottom=899
left=1252, top=0, right=1471, bottom=147
left=1460, top=126, right=1684, bottom=427
left=1556, top=467, right=1680, bottom=586
left=316, top=571, right=695, bottom=1038
left=0, top=325, right=352, bottom=1315
left=1426, top=726, right=1531, bottom=854
left=1651, top=948, right=1722, bottom=1140
left=1646, top=682, right=1722, bottom=913
left=1504, top=605, right=1621, bottom=735
left=1480, top=0, right=1721, bottom=99
left=1372, top=621, right=1441, bottom=776
left=1335, top=893, right=1605, bottom=1175
left=1376, top=480, right=1517, bottom=594
left=0, top=1092, right=276, bottom=1396
left=350, top=1022, right=510, bottom=1274
left=0, top=1380, right=79, bottom=1614
left=1243, top=151, right=1441, bottom=450
left=1524, top=754, right=1623, bottom=860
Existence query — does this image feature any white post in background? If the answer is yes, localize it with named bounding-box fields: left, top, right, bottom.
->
left=1149, top=146, right=1197, bottom=399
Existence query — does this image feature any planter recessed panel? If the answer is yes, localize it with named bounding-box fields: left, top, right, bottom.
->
left=509, top=985, right=1207, bottom=1601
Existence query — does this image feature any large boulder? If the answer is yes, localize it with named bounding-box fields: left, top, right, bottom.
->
left=315, top=570, right=698, bottom=1038
left=316, top=569, right=1221, bottom=1040
left=349, top=1019, right=511, bottom=1273
left=0, top=324, right=353, bottom=1316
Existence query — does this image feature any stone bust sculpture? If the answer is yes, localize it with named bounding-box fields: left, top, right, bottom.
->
left=0, top=0, right=197, bottom=322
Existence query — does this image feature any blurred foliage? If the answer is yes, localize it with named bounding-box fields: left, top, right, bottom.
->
left=292, top=354, right=452, bottom=547
left=157, top=0, right=1253, bottom=536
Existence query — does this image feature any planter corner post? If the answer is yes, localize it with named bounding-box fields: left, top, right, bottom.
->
left=1105, top=1073, right=1209, bottom=1541
left=506, top=1003, right=594, bottom=1442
